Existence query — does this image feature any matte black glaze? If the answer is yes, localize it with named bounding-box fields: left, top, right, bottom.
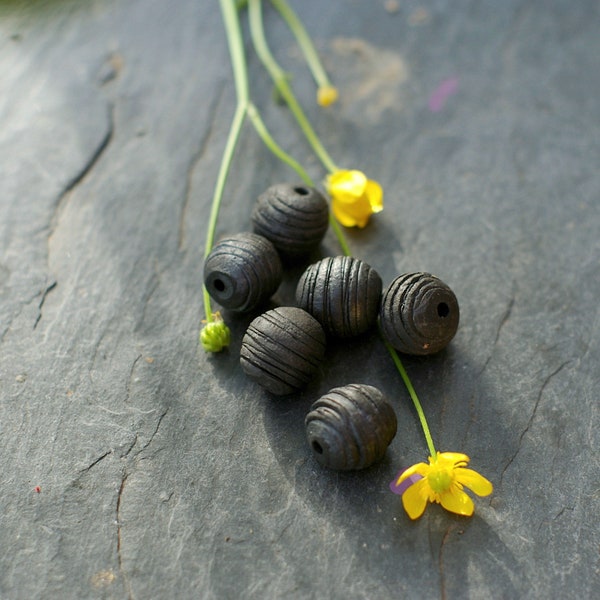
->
left=379, top=272, right=459, bottom=355
left=203, top=232, right=283, bottom=312
left=252, top=183, right=329, bottom=258
left=295, top=256, right=382, bottom=337
left=240, top=307, right=326, bottom=395
left=305, top=384, right=397, bottom=470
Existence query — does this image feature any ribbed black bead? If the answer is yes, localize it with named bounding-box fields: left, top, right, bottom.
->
left=295, top=256, right=382, bottom=338
left=305, top=384, right=397, bottom=471
left=203, top=232, right=283, bottom=313
left=240, top=307, right=326, bottom=396
left=379, top=272, right=459, bottom=355
left=252, top=183, right=329, bottom=258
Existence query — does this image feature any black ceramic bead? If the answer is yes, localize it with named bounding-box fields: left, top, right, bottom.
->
left=252, top=183, right=329, bottom=258
left=240, top=307, right=326, bottom=396
left=305, top=384, right=397, bottom=471
left=379, top=272, right=459, bottom=355
left=203, top=232, right=283, bottom=312
left=295, top=256, right=382, bottom=338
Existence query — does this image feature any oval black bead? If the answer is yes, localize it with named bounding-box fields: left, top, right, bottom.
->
left=379, top=272, right=459, bottom=355
left=295, top=256, right=382, bottom=338
left=251, top=183, right=330, bottom=258
left=305, top=384, right=397, bottom=471
left=240, top=307, right=326, bottom=396
left=203, top=232, right=283, bottom=312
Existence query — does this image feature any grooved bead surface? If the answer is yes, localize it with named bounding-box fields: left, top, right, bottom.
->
left=379, top=272, right=460, bottom=355
left=305, top=384, right=397, bottom=471
left=252, top=183, right=329, bottom=258
left=295, top=256, right=382, bottom=338
left=203, top=232, right=283, bottom=313
left=240, top=307, right=326, bottom=396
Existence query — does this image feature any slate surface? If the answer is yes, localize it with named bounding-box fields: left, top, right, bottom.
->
left=1, top=1, right=599, bottom=598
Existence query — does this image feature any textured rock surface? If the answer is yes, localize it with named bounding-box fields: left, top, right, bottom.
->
left=1, top=1, right=599, bottom=598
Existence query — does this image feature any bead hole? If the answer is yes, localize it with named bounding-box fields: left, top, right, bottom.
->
left=437, top=302, right=449, bottom=318
left=312, top=440, right=324, bottom=454
left=213, top=279, right=226, bottom=293
left=294, top=186, right=309, bottom=196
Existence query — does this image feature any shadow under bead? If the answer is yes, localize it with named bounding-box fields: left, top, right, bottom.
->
left=203, top=232, right=283, bottom=313
left=379, top=272, right=459, bottom=355
left=240, top=307, right=326, bottom=396
left=295, top=256, right=382, bottom=338
left=305, top=384, right=397, bottom=470
left=252, top=183, right=330, bottom=259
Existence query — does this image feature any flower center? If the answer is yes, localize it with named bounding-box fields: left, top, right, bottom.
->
left=427, top=464, right=454, bottom=493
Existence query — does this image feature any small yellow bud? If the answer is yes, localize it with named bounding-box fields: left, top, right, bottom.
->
left=200, top=314, right=231, bottom=353
left=317, top=85, right=339, bottom=107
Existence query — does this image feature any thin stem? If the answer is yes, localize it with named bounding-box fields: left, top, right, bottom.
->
left=380, top=332, right=437, bottom=458
left=204, top=0, right=251, bottom=322
left=328, top=213, right=351, bottom=257
left=248, top=0, right=339, bottom=173
left=221, top=0, right=249, bottom=104
left=246, top=102, right=313, bottom=186
left=270, top=0, right=333, bottom=91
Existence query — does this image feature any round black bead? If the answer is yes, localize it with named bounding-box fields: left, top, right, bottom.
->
left=295, top=256, right=382, bottom=338
left=240, top=307, right=326, bottom=396
left=252, top=183, right=330, bottom=258
left=305, top=384, right=397, bottom=471
left=379, top=272, right=459, bottom=355
left=203, top=232, right=283, bottom=312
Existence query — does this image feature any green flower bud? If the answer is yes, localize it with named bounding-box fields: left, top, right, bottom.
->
left=200, top=318, right=231, bottom=353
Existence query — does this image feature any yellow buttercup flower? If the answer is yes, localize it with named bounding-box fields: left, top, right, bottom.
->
left=391, top=452, right=493, bottom=520
left=317, top=84, right=339, bottom=107
left=326, top=170, right=383, bottom=228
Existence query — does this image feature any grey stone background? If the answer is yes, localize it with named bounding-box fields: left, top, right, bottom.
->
left=1, top=0, right=598, bottom=598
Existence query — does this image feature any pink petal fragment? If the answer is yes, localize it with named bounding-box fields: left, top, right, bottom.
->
left=428, top=77, right=459, bottom=112
left=389, top=471, right=424, bottom=495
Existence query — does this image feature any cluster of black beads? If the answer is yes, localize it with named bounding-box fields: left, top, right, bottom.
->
left=203, top=182, right=461, bottom=471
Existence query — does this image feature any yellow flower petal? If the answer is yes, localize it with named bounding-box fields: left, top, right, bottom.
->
left=365, top=179, right=383, bottom=213
left=332, top=194, right=372, bottom=228
left=439, top=488, right=475, bottom=516
left=328, top=170, right=367, bottom=202
left=396, top=462, right=429, bottom=484
left=437, top=451, right=470, bottom=466
left=327, top=169, right=383, bottom=228
left=402, top=477, right=430, bottom=520
left=456, top=468, right=493, bottom=497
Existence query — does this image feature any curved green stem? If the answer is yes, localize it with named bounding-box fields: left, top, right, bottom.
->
left=204, top=0, right=251, bottom=323
left=328, top=213, right=351, bottom=257
left=246, top=102, right=312, bottom=186
left=270, top=0, right=334, bottom=91
left=248, top=0, right=338, bottom=173
left=381, top=332, right=437, bottom=458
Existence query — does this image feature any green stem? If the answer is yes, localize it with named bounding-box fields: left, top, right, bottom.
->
left=204, top=0, right=251, bottom=322
left=248, top=0, right=338, bottom=173
left=381, top=332, right=437, bottom=457
left=270, top=0, right=333, bottom=91
left=246, top=102, right=313, bottom=186
left=328, top=213, right=351, bottom=257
